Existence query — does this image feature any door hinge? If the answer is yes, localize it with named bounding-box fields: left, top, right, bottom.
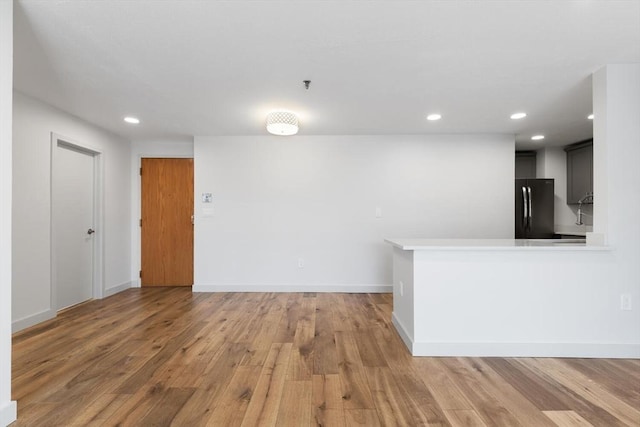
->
left=139, top=167, right=142, bottom=175
left=139, top=219, right=142, bottom=227
left=139, top=270, right=142, bottom=278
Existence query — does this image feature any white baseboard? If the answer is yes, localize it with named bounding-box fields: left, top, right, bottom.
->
left=193, top=283, right=392, bottom=293
left=12, top=308, right=56, bottom=333
left=103, top=281, right=132, bottom=298
left=12, top=281, right=131, bottom=334
left=391, top=316, right=640, bottom=358
left=409, top=342, right=640, bottom=359
left=0, top=401, right=17, bottom=427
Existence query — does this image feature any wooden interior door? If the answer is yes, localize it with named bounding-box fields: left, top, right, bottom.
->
left=141, top=158, right=194, bottom=286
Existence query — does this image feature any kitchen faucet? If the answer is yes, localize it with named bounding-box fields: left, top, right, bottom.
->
left=576, top=192, right=594, bottom=225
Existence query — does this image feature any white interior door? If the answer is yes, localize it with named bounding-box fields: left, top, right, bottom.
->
left=53, top=143, right=95, bottom=310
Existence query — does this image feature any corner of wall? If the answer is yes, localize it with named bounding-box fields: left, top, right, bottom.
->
left=592, top=67, right=609, bottom=241
left=0, top=0, right=17, bottom=423
left=103, top=281, right=133, bottom=298
left=11, top=309, right=56, bottom=334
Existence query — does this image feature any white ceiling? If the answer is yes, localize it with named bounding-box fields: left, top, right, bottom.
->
left=13, top=1, right=640, bottom=149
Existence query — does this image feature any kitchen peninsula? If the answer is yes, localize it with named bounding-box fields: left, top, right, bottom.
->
left=383, top=238, right=628, bottom=359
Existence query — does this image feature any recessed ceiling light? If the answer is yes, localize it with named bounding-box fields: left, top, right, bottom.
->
left=124, top=116, right=140, bottom=124
left=531, top=135, right=545, bottom=141
left=510, top=112, right=527, bottom=120
left=426, top=114, right=441, bottom=121
left=588, top=114, right=594, bottom=120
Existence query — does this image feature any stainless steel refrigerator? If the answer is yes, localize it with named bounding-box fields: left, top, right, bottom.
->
left=515, top=178, right=555, bottom=238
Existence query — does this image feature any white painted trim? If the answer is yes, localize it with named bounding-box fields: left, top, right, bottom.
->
left=12, top=281, right=131, bottom=332
left=193, top=283, right=392, bottom=293
left=393, top=312, right=639, bottom=358
left=391, top=311, right=413, bottom=351
left=410, top=341, right=639, bottom=359
left=0, top=401, right=17, bottom=427
left=103, top=281, right=132, bottom=298
left=410, top=342, right=640, bottom=359
left=11, top=308, right=56, bottom=333
left=50, top=133, right=105, bottom=311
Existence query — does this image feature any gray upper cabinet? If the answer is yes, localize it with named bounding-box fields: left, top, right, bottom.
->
left=564, top=139, right=593, bottom=204
left=515, top=151, right=537, bottom=179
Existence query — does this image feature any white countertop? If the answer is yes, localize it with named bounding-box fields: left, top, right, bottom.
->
left=385, top=238, right=609, bottom=251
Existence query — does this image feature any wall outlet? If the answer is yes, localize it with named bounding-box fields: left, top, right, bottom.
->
left=375, top=207, right=382, bottom=218
left=399, top=281, right=404, bottom=297
left=620, top=294, right=632, bottom=311
left=298, top=258, right=304, bottom=268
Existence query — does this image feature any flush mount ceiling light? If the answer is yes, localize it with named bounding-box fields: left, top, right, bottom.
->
left=426, top=113, right=442, bottom=121
left=510, top=112, right=527, bottom=119
left=588, top=114, right=594, bottom=120
left=266, top=111, right=299, bottom=136
left=531, top=135, right=545, bottom=141
left=124, top=116, right=140, bottom=124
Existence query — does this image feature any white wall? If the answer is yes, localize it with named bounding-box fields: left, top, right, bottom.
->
left=536, top=147, right=591, bottom=231
left=593, top=63, right=640, bottom=315
left=399, top=246, right=628, bottom=357
left=194, top=134, right=514, bottom=292
left=12, top=92, right=132, bottom=332
left=130, top=139, right=194, bottom=285
left=0, top=1, right=17, bottom=424
left=593, top=64, right=640, bottom=249
left=392, top=247, right=415, bottom=340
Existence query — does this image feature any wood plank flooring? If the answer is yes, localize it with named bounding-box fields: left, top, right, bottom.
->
left=11, top=288, right=640, bottom=426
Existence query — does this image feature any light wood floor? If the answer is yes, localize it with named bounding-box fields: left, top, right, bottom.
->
left=11, top=288, right=640, bottom=426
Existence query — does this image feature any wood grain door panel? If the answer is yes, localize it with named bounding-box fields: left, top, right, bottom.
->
left=141, top=158, right=193, bottom=286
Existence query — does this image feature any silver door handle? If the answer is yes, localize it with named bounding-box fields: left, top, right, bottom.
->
left=522, top=187, right=528, bottom=224
left=87, top=228, right=95, bottom=235
left=527, top=186, right=533, bottom=226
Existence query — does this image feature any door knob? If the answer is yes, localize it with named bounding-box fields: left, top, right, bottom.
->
left=87, top=228, right=95, bottom=235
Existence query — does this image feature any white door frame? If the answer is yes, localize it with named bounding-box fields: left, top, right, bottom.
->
left=50, top=133, right=104, bottom=310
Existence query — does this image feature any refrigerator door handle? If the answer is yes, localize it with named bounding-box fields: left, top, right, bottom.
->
left=527, top=186, right=533, bottom=228
left=522, top=186, right=528, bottom=228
